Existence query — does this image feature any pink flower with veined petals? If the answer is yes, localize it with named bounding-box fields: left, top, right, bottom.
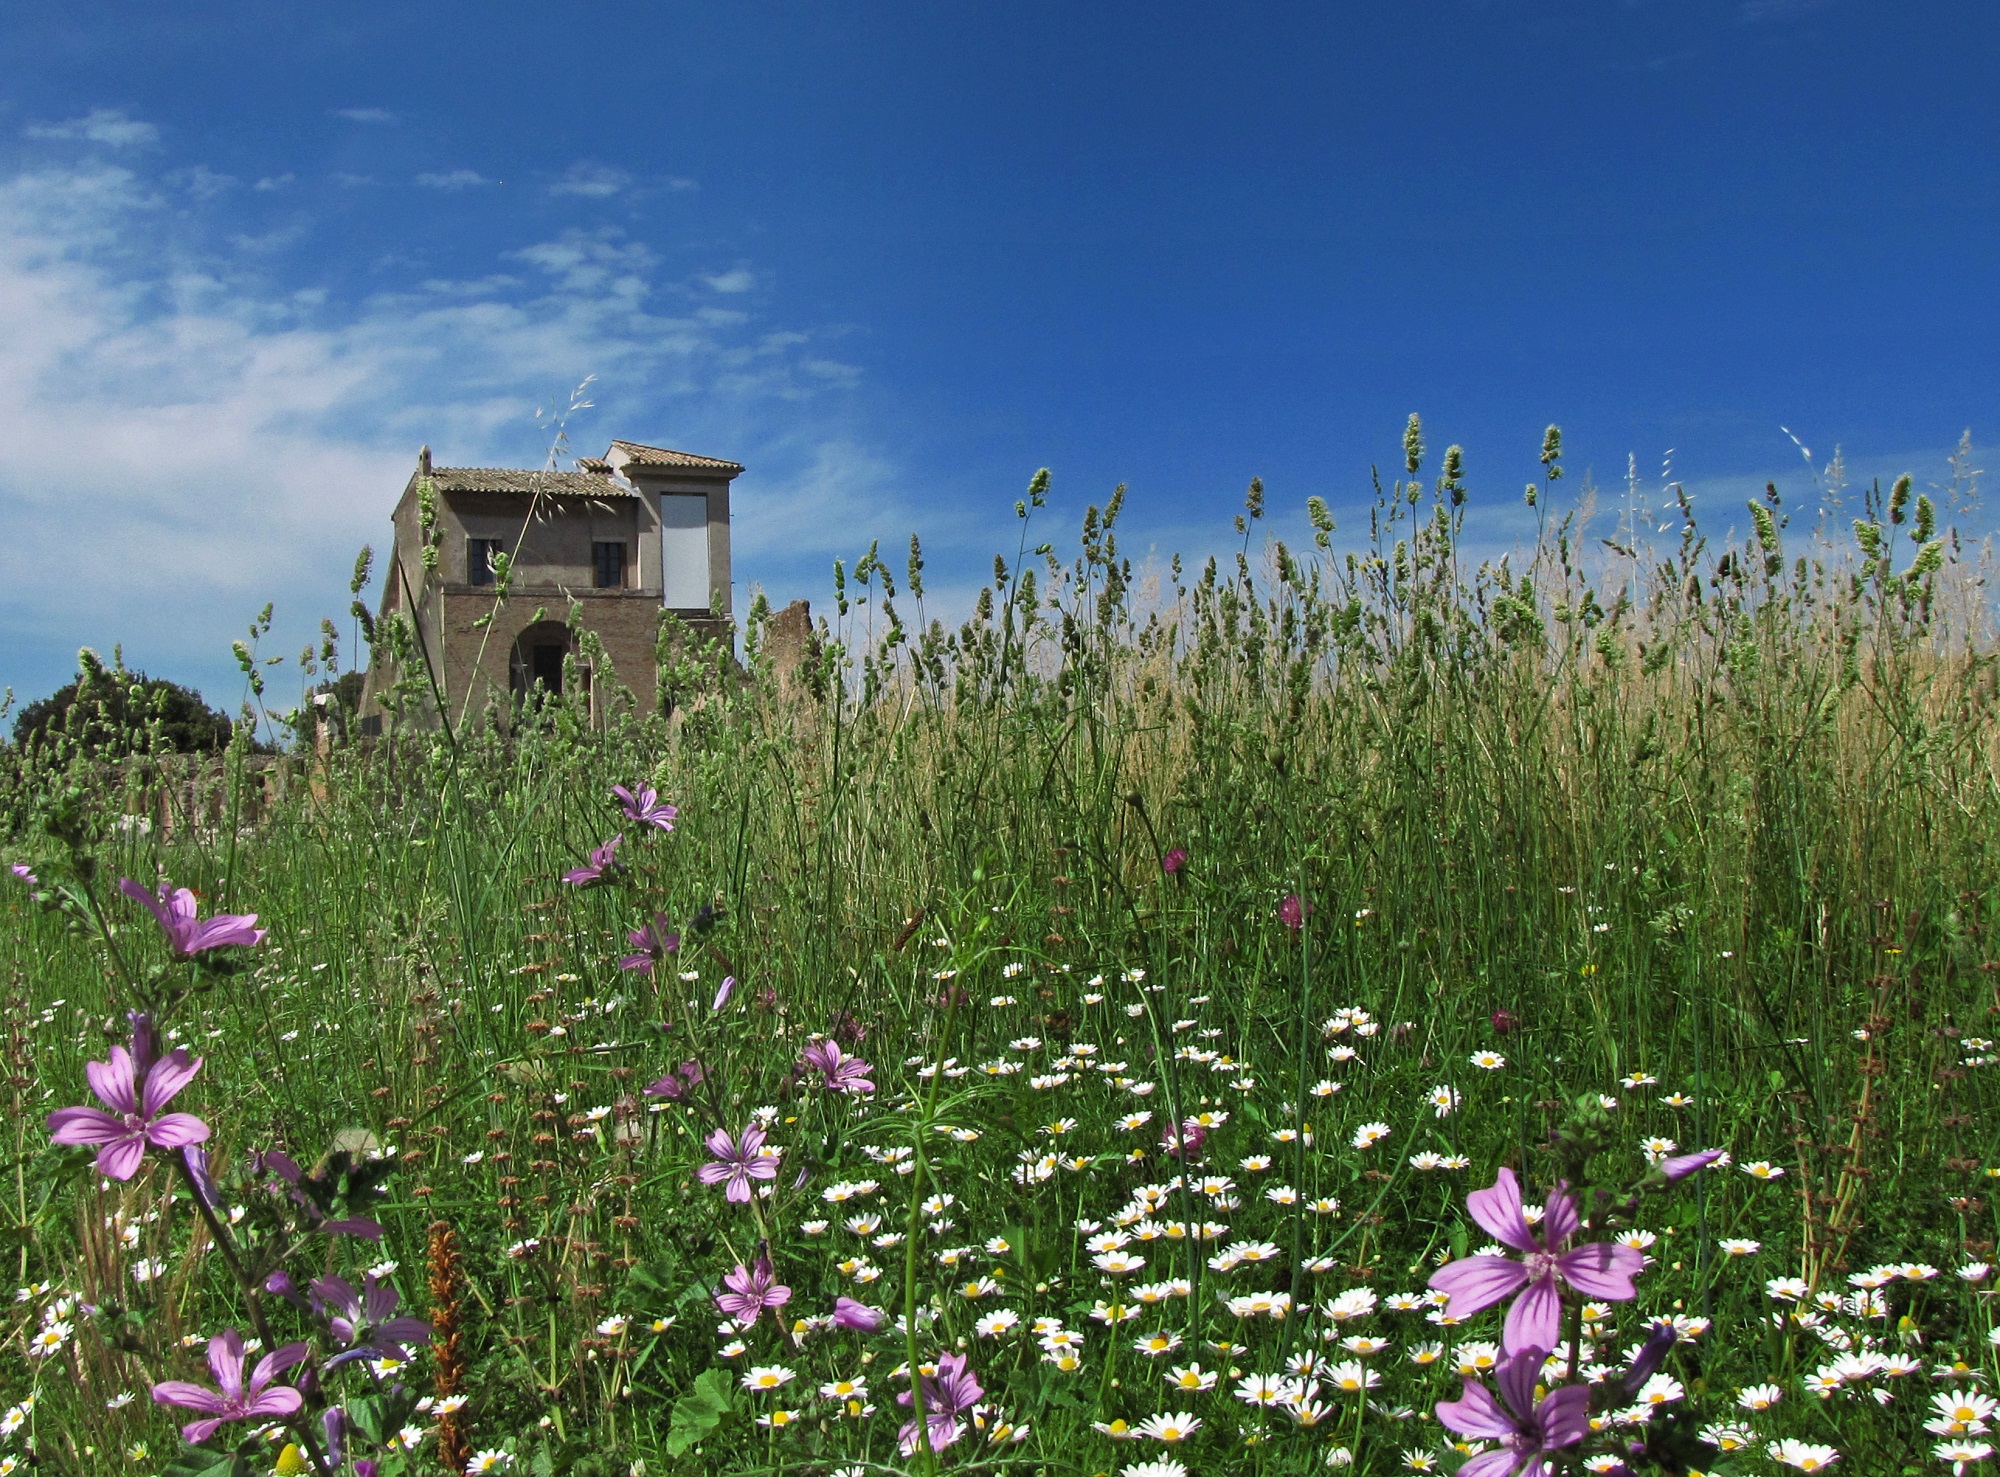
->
left=714, top=1254, right=790, bottom=1325
left=897, top=1350, right=983, bottom=1455
left=563, top=835, right=623, bottom=886
left=151, top=1328, right=309, bottom=1444
left=118, top=878, right=265, bottom=956
left=1435, top=1344, right=1589, bottom=1477
left=696, top=1123, right=779, bottom=1202
left=611, top=784, right=677, bottom=832
left=1428, top=1166, right=1645, bottom=1353
left=799, top=1040, right=875, bottom=1095
left=48, top=1017, right=209, bottom=1181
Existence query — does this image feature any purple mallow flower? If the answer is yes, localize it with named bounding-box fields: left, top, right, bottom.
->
left=897, top=1351, right=983, bottom=1455
left=563, top=835, right=623, bottom=886
left=612, top=784, right=678, bottom=832
left=1429, top=1166, right=1645, bottom=1354
left=697, top=1123, right=779, bottom=1202
left=1279, top=892, right=1312, bottom=930
left=799, top=1040, right=875, bottom=1095
left=833, top=1296, right=884, bottom=1332
left=1435, top=1345, right=1589, bottom=1477
left=645, top=1058, right=706, bottom=1102
left=310, top=1273, right=432, bottom=1370
left=254, top=1149, right=384, bottom=1240
left=714, top=1253, right=790, bottom=1325
left=118, top=878, right=265, bottom=956
left=1659, top=1147, right=1726, bottom=1182
left=48, top=1017, right=209, bottom=1181
left=618, top=913, right=680, bottom=974
left=151, top=1328, right=309, bottom=1444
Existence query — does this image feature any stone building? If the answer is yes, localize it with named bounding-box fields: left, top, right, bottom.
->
left=357, top=439, right=741, bottom=731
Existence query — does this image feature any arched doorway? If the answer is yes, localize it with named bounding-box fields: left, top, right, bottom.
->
left=510, top=621, right=573, bottom=704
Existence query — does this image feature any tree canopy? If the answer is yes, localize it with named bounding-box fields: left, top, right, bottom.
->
left=12, top=663, right=235, bottom=757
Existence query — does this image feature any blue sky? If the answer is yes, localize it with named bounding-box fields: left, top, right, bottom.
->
left=0, top=0, right=1994, bottom=716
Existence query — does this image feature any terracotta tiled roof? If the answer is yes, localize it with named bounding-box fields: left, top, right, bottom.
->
left=608, top=440, right=744, bottom=474
left=430, top=467, right=636, bottom=498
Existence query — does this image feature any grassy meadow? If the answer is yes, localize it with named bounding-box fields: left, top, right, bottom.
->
left=1, top=424, right=1997, bottom=1477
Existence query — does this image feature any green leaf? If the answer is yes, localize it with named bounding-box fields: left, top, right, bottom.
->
left=665, top=1366, right=734, bottom=1457
left=161, top=1449, right=250, bottom=1477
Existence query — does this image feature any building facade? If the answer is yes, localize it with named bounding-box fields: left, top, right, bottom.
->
left=358, top=440, right=741, bottom=730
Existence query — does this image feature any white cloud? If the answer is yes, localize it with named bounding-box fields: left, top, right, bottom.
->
left=254, top=174, right=295, bottom=192
left=23, top=108, right=159, bottom=149
left=703, top=268, right=755, bottom=294
left=414, top=169, right=491, bottom=191
left=549, top=162, right=631, bottom=198
left=169, top=165, right=237, bottom=200
left=0, top=155, right=882, bottom=709
left=335, top=107, right=397, bottom=124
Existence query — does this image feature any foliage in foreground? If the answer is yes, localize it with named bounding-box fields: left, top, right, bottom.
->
left=1, top=421, right=1998, bottom=1477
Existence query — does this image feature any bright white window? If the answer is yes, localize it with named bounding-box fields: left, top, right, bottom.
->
left=660, top=495, right=710, bottom=609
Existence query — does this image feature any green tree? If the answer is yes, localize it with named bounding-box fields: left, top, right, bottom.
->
left=12, top=659, right=234, bottom=757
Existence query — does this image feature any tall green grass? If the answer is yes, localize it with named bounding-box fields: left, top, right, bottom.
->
left=2, top=420, right=1995, bottom=1476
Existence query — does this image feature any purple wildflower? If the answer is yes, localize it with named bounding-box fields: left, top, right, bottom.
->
left=1160, top=1118, right=1207, bottom=1160
left=897, top=1351, right=984, bottom=1455
left=563, top=835, right=623, bottom=887
left=310, top=1273, right=432, bottom=1370
left=1428, top=1166, right=1645, bottom=1354
left=711, top=975, right=736, bottom=1011
left=645, top=1058, right=706, bottom=1101
left=118, top=878, right=265, bottom=956
left=1658, top=1148, right=1726, bottom=1182
left=696, top=1123, right=778, bottom=1202
left=9, top=863, right=36, bottom=887
left=713, top=1253, right=790, bottom=1325
left=151, top=1328, right=309, bottom=1444
left=799, top=1040, right=875, bottom=1095
left=611, top=784, right=678, bottom=832
left=1491, top=1007, right=1519, bottom=1035
left=48, top=1017, right=209, bottom=1181
left=618, top=913, right=680, bottom=973
left=1161, top=847, right=1188, bottom=876
left=1279, top=892, right=1313, bottom=931
left=1435, top=1345, right=1590, bottom=1477
left=254, top=1149, right=383, bottom=1239
left=832, top=1296, right=885, bottom=1332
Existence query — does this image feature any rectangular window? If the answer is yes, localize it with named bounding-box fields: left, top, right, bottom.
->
left=660, top=495, right=709, bottom=608
left=593, top=541, right=627, bottom=589
left=468, top=538, right=502, bottom=586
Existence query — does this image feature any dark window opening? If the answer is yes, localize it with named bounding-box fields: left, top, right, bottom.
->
left=530, top=643, right=565, bottom=696
left=468, top=538, right=503, bottom=586
left=593, top=541, right=627, bottom=589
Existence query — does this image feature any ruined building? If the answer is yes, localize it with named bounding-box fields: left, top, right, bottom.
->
left=357, top=440, right=741, bottom=731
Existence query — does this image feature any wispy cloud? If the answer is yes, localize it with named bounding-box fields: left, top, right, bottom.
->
left=414, top=169, right=492, bottom=191
left=23, top=108, right=158, bottom=149
left=0, top=153, right=884, bottom=709
left=169, top=164, right=237, bottom=200
left=334, top=107, right=396, bottom=124
left=549, top=162, right=631, bottom=198
left=703, top=268, right=756, bottom=294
